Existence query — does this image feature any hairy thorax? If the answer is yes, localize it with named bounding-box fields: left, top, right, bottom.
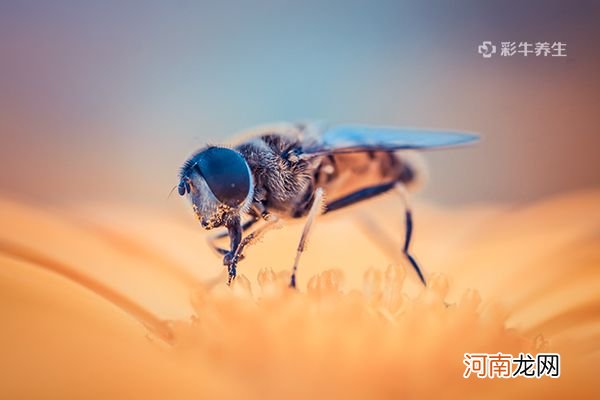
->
left=236, top=135, right=315, bottom=217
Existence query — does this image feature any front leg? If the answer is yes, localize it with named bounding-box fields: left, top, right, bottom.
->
left=232, top=214, right=280, bottom=262
left=223, top=217, right=243, bottom=285
left=207, top=217, right=259, bottom=257
left=223, top=214, right=281, bottom=285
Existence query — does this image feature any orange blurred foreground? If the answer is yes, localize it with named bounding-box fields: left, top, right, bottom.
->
left=0, top=190, right=598, bottom=399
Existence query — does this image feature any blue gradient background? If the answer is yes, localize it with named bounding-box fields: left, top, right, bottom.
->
left=1, top=0, right=598, bottom=206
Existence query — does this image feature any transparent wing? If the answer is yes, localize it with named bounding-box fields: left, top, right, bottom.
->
left=302, top=125, right=479, bottom=156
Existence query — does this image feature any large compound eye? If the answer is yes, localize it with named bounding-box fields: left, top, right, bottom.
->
left=197, top=147, right=251, bottom=207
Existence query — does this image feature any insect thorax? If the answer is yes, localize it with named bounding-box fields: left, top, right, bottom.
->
left=235, top=135, right=316, bottom=217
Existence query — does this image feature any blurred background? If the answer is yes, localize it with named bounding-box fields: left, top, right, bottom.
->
left=1, top=3, right=598, bottom=397
left=0, top=0, right=598, bottom=207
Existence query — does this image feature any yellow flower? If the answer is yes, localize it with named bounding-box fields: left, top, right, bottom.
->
left=0, top=190, right=597, bottom=399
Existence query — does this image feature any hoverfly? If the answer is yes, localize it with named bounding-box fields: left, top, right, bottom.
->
left=178, top=123, right=478, bottom=288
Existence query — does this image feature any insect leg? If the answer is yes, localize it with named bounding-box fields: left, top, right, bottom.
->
left=289, top=188, right=325, bottom=288
left=224, top=219, right=243, bottom=285
left=222, top=210, right=279, bottom=285
left=395, top=184, right=426, bottom=286
left=207, top=218, right=259, bottom=257
left=323, top=181, right=396, bottom=214
left=323, top=181, right=426, bottom=285
left=233, top=215, right=280, bottom=261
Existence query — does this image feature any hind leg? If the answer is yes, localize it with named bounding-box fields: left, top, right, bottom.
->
left=324, top=181, right=426, bottom=286
left=395, top=184, right=426, bottom=285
